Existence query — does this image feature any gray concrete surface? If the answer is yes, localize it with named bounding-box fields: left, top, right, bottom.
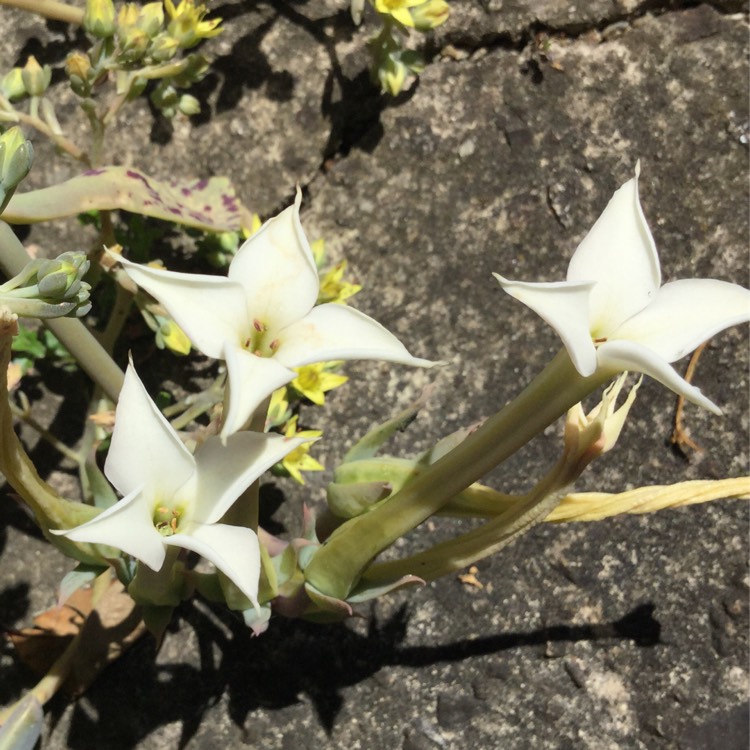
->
left=0, top=1, right=748, bottom=748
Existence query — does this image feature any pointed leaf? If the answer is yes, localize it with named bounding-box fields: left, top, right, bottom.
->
left=347, top=574, right=424, bottom=603
left=5, top=168, right=246, bottom=231
left=342, top=393, right=428, bottom=463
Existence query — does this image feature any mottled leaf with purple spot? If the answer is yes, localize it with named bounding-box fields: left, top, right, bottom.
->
left=4, top=167, right=251, bottom=232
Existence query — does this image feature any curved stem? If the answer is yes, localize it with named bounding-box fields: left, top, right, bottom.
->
left=0, top=0, right=83, bottom=24
left=305, top=350, right=609, bottom=599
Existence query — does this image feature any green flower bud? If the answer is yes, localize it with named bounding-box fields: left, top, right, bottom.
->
left=0, top=126, right=33, bottom=205
left=177, top=94, right=200, bottom=116
left=0, top=252, right=91, bottom=319
left=37, top=253, right=90, bottom=300
left=138, top=2, right=166, bottom=37
left=83, top=0, right=116, bottom=39
left=0, top=68, right=27, bottom=101
left=148, top=34, right=180, bottom=63
left=20, top=56, right=51, bottom=98
left=409, top=0, right=449, bottom=31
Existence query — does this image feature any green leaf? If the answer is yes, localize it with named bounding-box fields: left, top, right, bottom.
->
left=5, top=167, right=249, bottom=232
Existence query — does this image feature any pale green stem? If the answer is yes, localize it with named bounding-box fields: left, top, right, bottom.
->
left=0, top=0, right=83, bottom=24
left=304, top=350, right=610, bottom=599
left=360, top=432, right=592, bottom=584
left=0, top=221, right=124, bottom=402
left=0, top=316, right=107, bottom=564
left=6, top=109, right=88, bottom=164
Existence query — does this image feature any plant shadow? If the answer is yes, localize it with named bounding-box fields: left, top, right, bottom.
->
left=49, top=601, right=660, bottom=749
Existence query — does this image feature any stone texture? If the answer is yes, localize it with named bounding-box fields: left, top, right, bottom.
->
left=0, top=2, right=748, bottom=749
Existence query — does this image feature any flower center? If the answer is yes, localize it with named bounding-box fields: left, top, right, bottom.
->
left=153, top=504, right=184, bottom=536
left=243, top=318, right=280, bottom=358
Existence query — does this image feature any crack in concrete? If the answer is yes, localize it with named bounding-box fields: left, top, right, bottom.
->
left=285, top=0, right=747, bottom=208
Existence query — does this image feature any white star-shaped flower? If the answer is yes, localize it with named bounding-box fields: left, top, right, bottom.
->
left=116, top=192, right=434, bottom=438
left=55, top=363, right=308, bottom=608
left=495, top=166, right=750, bottom=413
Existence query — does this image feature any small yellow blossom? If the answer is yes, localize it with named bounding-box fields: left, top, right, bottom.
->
left=281, top=416, right=323, bottom=484
left=164, top=0, right=222, bottom=48
left=373, top=0, right=424, bottom=27
left=155, top=316, right=191, bottom=355
left=318, top=260, right=362, bottom=305
left=291, top=363, right=348, bottom=406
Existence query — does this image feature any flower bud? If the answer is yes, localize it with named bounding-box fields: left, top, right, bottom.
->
left=65, top=52, right=91, bottom=83
left=177, top=94, right=200, bottom=116
left=0, top=126, right=33, bottom=192
left=20, top=56, right=51, bottom=98
left=83, top=0, right=116, bottom=39
left=37, top=252, right=90, bottom=300
left=138, top=3, right=166, bottom=37
left=0, top=68, right=27, bottom=101
left=149, top=34, right=180, bottom=62
left=409, top=0, right=449, bottom=31
left=117, top=2, right=140, bottom=31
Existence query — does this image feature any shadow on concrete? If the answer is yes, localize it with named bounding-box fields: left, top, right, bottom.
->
left=50, top=601, right=660, bottom=749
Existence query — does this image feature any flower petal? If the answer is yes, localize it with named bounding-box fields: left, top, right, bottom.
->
left=494, top=274, right=598, bottom=376
left=165, top=522, right=260, bottom=608
left=596, top=339, right=721, bottom=414
left=56, top=488, right=167, bottom=571
left=228, top=190, right=320, bottom=331
left=105, top=363, right=195, bottom=499
left=191, top=432, right=310, bottom=524
left=275, top=303, right=435, bottom=369
left=115, top=253, right=248, bottom=359
left=567, top=169, right=661, bottom=335
left=222, top=343, right=295, bottom=438
left=612, top=278, right=750, bottom=362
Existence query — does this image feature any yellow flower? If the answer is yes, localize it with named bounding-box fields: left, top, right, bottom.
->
left=164, top=0, right=222, bottom=48
left=291, top=363, right=348, bottom=406
left=155, top=316, right=191, bottom=355
left=281, top=416, right=323, bottom=484
left=248, top=213, right=263, bottom=236
left=373, top=0, right=424, bottom=27
left=318, top=261, right=362, bottom=305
